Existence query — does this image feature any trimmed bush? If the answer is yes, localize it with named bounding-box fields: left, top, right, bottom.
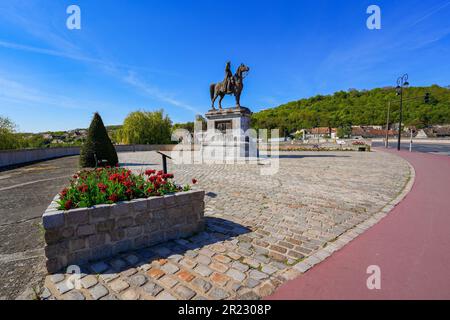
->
left=79, top=112, right=118, bottom=167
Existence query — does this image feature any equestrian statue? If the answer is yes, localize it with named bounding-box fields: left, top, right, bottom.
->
left=210, top=62, right=250, bottom=110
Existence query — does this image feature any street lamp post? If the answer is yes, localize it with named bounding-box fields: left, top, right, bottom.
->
left=396, top=74, right=409, bottom=151
left=385, top=101, right=390, bottom=148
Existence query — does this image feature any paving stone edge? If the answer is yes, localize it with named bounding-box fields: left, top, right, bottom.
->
left=293, top=153, right=416, bottom=275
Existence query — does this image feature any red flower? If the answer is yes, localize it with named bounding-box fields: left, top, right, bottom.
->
left=77, top=183, right=88, bottom=193
left=157, top=170, right=164, bottom=176
left=192, top=178, right=198, bottom=184
left=97, top=183, right=108, bottom=193
left=72, top=174, right=78, bottom=179
left=64, top=200, right=73, bottom=210
left=59, top=188, right=68, bottom=198
left=108, top=193, right=119, bottom=203
left=145, top=169, right=156, bottom=176
left=109, top=173, right=120, bottom=182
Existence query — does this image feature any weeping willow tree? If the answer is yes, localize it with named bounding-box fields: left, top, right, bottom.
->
left=119, top=109, right=172, bottom=144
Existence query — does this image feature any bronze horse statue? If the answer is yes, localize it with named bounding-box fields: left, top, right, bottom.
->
left=210, top=63, right=250, bottom=110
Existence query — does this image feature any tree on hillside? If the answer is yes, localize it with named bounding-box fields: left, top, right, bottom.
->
left=119, top=110, right=172, bottom=144
left=251, top=85, right=450, bottom=131
left=79, top=112, right=118, bottom=167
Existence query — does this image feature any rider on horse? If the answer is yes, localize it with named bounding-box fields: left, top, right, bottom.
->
left=223, top=61, right=234, bottom=93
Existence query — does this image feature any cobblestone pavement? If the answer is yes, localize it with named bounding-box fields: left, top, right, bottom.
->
left=42, top=151, right=410, bottom=300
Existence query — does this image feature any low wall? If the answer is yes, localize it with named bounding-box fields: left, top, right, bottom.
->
left=114, top=144, right=177, bottom=153
left=371, top=138, right=450, bottom=144
left=259, top=140, right=372, bottom=152
left=42, top=190, right=205, bottom=273
left=0, top=147, right=81, bottom=168
left=0, top=144, right=178, bottom=168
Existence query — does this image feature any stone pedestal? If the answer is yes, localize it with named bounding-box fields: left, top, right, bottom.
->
left=205, top=107, right=252, bottom=133
left=203, top=107, right=255, bottom=159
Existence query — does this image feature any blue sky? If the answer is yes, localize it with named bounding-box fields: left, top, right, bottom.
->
left=0, top=0, right=449, bottom=132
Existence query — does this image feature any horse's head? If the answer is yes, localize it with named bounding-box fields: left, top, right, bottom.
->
left=237, top=63, right=250, bottom=78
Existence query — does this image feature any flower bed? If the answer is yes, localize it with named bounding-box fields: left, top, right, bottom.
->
left=43, top=167, right=204, bottom=273
left=58, top=166, right=194, bottom=210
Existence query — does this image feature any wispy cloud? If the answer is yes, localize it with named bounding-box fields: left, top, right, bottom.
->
left=123, top=72, right=201, bottom=115
left=0, top=76, right=77, bottom=109
left=0, top=2, right=194, bottom=117
left=313, top=1, right=450, bottom=91
left=0, top=39, right=102, bottom=64
left=409, top=1, right=450, bottom=27
left=0, top=37, right=198, bottom=117
left=0, top=39, right=180, bottom=76
left=0, top=74, right=123, bottom=113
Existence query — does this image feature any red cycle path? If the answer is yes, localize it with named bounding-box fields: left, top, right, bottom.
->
left=268, top=149, right=450, bottom=300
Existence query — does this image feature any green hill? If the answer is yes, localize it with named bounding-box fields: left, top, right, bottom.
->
left=251, top=85, right=450, bottom=134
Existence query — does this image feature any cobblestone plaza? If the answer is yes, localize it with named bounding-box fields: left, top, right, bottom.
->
left=42, top=150, right=411, bottom=300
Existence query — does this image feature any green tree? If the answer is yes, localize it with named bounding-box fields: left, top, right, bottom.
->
left=80, top=112, right=118, bottom=168
left=0, top=116, right=19, bottom=150
left=172, top=115, right=207, bottom=133
left=120, top=110, right=172, bottom=144
left=251, top=85, right=450, bottom=131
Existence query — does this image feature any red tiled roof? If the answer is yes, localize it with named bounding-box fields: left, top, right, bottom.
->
left=310, top=127, right=336, bottom=134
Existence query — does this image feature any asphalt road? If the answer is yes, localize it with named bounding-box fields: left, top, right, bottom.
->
left=0, top=156, right=79, bottom=299
left=372, top=141, right=450, bottom=156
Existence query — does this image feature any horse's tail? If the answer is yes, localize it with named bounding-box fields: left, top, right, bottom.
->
left=210, top=83, right=215, bottom=101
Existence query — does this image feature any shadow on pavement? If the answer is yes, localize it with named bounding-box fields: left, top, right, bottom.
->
left=119, top=163, right=158, bottom=167
left=52, top=217, right=251, bottom=279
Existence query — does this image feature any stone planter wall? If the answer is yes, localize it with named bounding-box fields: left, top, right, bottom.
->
left=42, top=190, right=205, bottom=273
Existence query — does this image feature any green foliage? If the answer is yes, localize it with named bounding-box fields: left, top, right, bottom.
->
left=80, top=112, right=118, bottom=168
left=119, top=110, right=172, bottom=144
left=0, top=116, right=18, bottom=150
left=172, top=115, right=207, bottom=133
left=57, top=167, right=188, bottom=210
left=172, top=121, right=194, bottom=133
left=252, top=85, right=450, bottom=133
left=106, top=125, right=123, bottom=144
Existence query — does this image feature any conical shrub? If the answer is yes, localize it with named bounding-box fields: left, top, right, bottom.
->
left=80, top=112, right=118, bottom=167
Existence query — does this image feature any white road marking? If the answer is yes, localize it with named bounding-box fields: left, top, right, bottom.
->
left=0, top=175, right=70, bottom=192
left=0, top=248, right=44, bottom=263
